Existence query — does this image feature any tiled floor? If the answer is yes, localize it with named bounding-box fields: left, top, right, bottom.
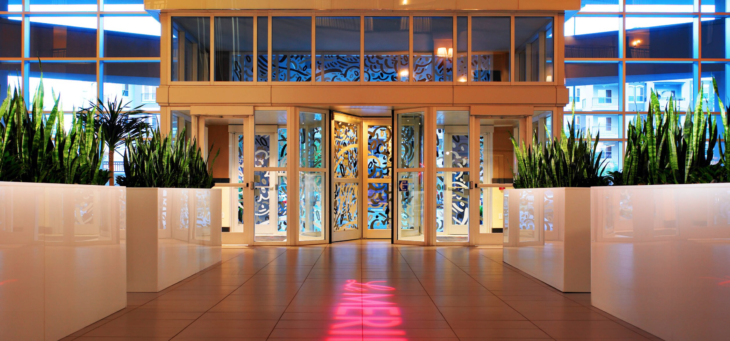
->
left=62, top=240, right=662, bottom=341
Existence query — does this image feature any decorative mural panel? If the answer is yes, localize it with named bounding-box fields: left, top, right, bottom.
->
left=277, top=175, right=288, bottom=232
left=398, top=173, right=420, bottom=230
left=278, top=128, right=288, bottom=167
left=367, top=183, right=390, bottom=230
left=238, top=135, right=244, bottom=224
left=299, top=172, right=324, bottom=233
left=436, top=175, right=445, bottom=232
left=223, top=54, right=254, bottom=81
left=471, top=55, right=502, bottom=82
left=413, top=55, right=452, bottom=82
left=271, top=54, right=312, bottom=82
left=367, top=125, right=392, bottom=179
left=451, top=135, right=469, bottom=168
left=254, top=171, right=271, bottom=225
left=254, top=135, right=271, bottom=167
left=334, top=121, right=359, bottom=179
left=451, top=172, right=469, bottom=225
left=456, top=55, right=468, bottom=81
left=334, top=183, right=358, bottom=231
left=316, top=55, right=360, bottom=82
left=399, top=125, right=416, bottom=168
left=257, top=55, right=268, bottom=82
left=364, top=55, right=409, bottom=82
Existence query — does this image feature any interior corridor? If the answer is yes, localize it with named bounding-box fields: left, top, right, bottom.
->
left=63, top=241, right=660, bottom=341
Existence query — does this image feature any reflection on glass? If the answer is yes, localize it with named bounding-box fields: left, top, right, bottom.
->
left=397, top=172, right=423, bottom=242
left=299, top=172, right=324, bottom=241
left=29, top=0, right=97, bottom=11
left=194, top=190, right=212, bottom=241
left=480, top=187, right=505, bottom=233
left=3, top=0, right=21, bottom=12
left=103, top=16, right=161, bottom=57
left=515, top=17, right=553, bottom=82
left=30, top=16, right=97, bottom=58
left=103, top=62, right=160, bottom=110
left=472, top=17, right=510, bottom=82
left=397, top=112, right=424, bottom=168
left=103, top=0, right=145, bottom=12
left=564, top=16, right=619, bottom=58
left=436, top=171, right=469, bottom=243
left=518, top=189, right=538, bottom=242
left=0, top=62, right=21, bottom=104
left=596, top=141, right=623, bottom=174
left=257, top=17, right=268, bottom=82
left=503, top=191, right=510, bottom=243
left=0, top=16, right=22, bottom=57
left=456, top=16, right=467, bottom=83
left=579, top=0, right=621, bottom=12
left=29, top=62, right=96, bottom=111
left=479, top=118, right=518, bottom=184
left=300, top=112, right=325, bottom=168
left=626, top=17, right=694, bottom=59
left=316, top=17, right=360, bottom=82
left=563, top=114, right=623, bottom=139
left=701, top=16, right=730, bottom=59
left=171, top=17, right=210, bottom=82
left=626, top=0, right=695, bottom=12
left=214, top=17, right=254, bottom=82
left=254, top=111, right=288, bottom=242
left=365, top=16, right=409, bottom=82
left=702, top=0, right=730, bottom=12
left=436, top=111, right=469, bottom=168
left=701, top=62, right=730, bottom=112
left=413, top=17, right=452, bottom=82
left=626, top=63, right=694, bottom=111
left=272, top=17, right=312, bottom=82
left=368, top=125, right=392, bottom=179
left=565, top=62, right=620, bottom=112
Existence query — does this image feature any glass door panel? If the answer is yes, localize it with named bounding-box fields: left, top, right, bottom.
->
left=254, top=111, right=288, bottom=243
left=298, top=110, right=328, bottom=242
left=475, top=117, right=519, bottom=244
left=332, top=114, right=362, bottom=242
left=436, top=111, right=470, bottom=243
left=395, top=111, right=425, bottom=243
left=363, top=120, right=392, bottom=239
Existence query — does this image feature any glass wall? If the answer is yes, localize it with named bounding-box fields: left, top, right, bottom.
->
left=515, top=17, right=554, bottom=82
left=171, top=17, right=210, bottom=81
left=316, top=16, right=360, bottom=82
left=365, top=16, right=409, bottom=82
left=214, top=17, right=253, bottom=82
left=565, top=0, right=729, bottom=174
left=0, top=1, right=161, bottom=180
left=413, top=16, right=453, bottom=82
left=472, top=17, right=510, bottom=82
left=272, top=17, right=312, bottom=82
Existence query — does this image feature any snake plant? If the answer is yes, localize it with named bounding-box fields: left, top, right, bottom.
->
left=511, top=104, right=610, bottom=189
left=117, top=128, right=218, bottom=188
left=612, top=83, right=724, bottom=185
left=0, top=80, right=109, bottom=185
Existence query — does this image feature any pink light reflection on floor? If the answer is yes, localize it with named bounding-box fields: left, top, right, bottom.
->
left=327, top=280, right=408, bottom=341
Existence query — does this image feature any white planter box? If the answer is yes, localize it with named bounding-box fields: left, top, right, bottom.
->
left=0, top=182, right=126, bottom=341
left=126, top=188, right=222, bottom=292
left=504, top=188, right=591, bottom=292
left=591, top=184, right=730, bottom=341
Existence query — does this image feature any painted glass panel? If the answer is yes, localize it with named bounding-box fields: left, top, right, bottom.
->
left=368, top=183, right=390, bottom=230
left=334, top=183, right=358, bottom=231
left=367, top=125, right=392, bottom=179
left=334, top=121, right=359, bottom=179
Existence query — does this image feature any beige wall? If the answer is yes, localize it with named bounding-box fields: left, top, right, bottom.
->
left=145, top=0, right=580, bottom=11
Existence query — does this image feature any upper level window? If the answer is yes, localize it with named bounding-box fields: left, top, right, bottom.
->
left=272, top=17, right=312, bottom=82
left=214, top=17, right=254, bottom=82
left=29, top=0, right=97, bottom=12
left=316, top=17, right=361, bottom=82
left=515, top=17, right=554, bottom=82
left=472, top=17, right=510, bottom=82
left=171, top=17, right=210, bottom=82
left=364, top=16, right=409, bottom=82
left=413, top=16, right=453, bottom=82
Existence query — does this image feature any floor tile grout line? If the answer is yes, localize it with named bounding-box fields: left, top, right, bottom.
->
left=66, top=248, right=262, bottom=340
left=472, top=249, right=658, bottom=340
left=265, top=245, right=328, bottom=340
left=434, top=248, right=558, bottom=341
left=163, top=247, right=291, bottom=341
left=395, top=246, right=463, bottom=341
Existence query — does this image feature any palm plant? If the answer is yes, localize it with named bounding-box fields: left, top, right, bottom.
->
left=511, top=105, right=610, bottom=189
left=78, top=98, right=150, bottom=185
left=0, top=80, right=109, bottom=185
left=117, top=128, right=218, bottom=188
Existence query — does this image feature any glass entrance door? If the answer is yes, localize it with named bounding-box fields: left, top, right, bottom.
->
left=474, top=116, right=520, bottom=245
left=363, top=119, right=392, bottom=239
left=394, top=109, right=425, bottom=244
left=298, top=109, right=328, bottom=243
left=436, top=111, right=471, bottom=244
left=253, top=110, right=289, bottom=243
left=331, top=113, right=362, bottom=242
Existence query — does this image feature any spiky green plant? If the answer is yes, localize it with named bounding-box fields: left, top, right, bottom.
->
left=0, top=81, right=109, bottom=185
left=511, top=105, right=610, bottom=189
left=117, top=128, right=218, bottom=188
left=613, top=86, right=724, bottom=185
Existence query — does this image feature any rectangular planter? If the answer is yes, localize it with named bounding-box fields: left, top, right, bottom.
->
left=591, top=184, right=730, bottom=341
left=126, top=188, right=222, bottom=292
left=0, top=182, right=126, bottom=341
left=504, top=188, right=591, bottom=292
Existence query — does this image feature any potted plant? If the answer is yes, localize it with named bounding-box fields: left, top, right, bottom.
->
left=118, top=128, right=222, bottom=292
left=503, top=109, right=609, bottom=292
left=591, top=81, right=730, bottom=341
left=0, top=83, right=126, bottom=341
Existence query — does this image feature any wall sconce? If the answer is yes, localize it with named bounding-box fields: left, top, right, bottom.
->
left=436, top=47, right=453, bottom=58
left=458, top=76, right=467, bottom=83
left=399, top=69, right=409, bottom=80
left=546, top=75, right=553, bottom=82
left=631, top=39, right=642, bottom=47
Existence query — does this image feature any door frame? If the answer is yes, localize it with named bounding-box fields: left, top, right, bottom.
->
left=362, top=118, right=393, bottom=240
left=393, top=107, right=431, bottom=246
